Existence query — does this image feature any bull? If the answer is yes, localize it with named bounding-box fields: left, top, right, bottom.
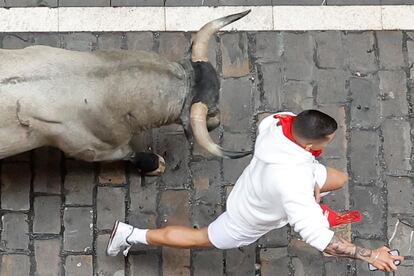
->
left=0, top=10, right=251, bottom=175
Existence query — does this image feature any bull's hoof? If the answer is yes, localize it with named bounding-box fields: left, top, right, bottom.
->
left=131, top=152, right=166, bottom=176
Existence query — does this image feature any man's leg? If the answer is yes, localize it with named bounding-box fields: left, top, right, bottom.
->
left=107, top=221, right=213, bottom=256
left=147, top=226, right=213, bottom=248
left=320, top=167, right=348, bottom=193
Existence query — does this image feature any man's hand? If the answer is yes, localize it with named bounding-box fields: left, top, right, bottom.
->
left=368, top=246, right=404, bottom=272
left=324, top=235, right=403, bottom=272
left=314, top=184, right=321, bottom=203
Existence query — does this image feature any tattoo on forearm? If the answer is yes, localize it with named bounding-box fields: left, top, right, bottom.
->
left=324, top=234, right=373, bottom=262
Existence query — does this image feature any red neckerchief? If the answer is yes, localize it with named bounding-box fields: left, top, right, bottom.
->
left=274, top=114, right=363, bottom=227
left=273, top=114, right=322, bottom=157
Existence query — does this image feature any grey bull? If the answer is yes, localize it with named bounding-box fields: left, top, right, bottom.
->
left=0, top=11, right=252, bottom=174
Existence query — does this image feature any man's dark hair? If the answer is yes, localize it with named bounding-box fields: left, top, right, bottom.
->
left=292, top=110, right=337, bottom=141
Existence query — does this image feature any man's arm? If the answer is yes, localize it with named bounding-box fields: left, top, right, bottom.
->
left=324, top=233, right=403, bottom=272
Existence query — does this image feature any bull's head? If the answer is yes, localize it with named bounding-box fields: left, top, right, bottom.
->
left=181, top=10, right=252, bottom=159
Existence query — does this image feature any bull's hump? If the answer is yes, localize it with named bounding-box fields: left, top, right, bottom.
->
left=0, top=46, right=186, bottom=84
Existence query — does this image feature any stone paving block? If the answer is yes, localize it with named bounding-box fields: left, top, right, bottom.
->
left=318, top=105, right=347, bottom=159
left=378, top=70, right=409, bottom=117
left=220, top=77, right=253, bottom=132
left=59, top=0, right=110, bottom=6
left=126, top=32, right=154, bottom=52
left=386, top=176, right=414, bottom=214
left=191, top=160, right=222, bottom=227
left=275, top=0, right=327, bottom=3
left=1, top=163, right=31, bottom=211
left=32, top=33, right=61, bottom=47
left=2, top=0, right=57, bottom=7
left=61, top=33, right=97, bottom=51
left=162, top=247, right=190, bottom=276
left=34, top=196, right=61, bottom=234
left=128, top=173, right=157, bottom=226
left=382, top=119, right=412, bottom=174
left=159, top=190, right=190, bottom=227
left=387, top=216, right=414, bottom=262
left=284, top=32, right=315, bottom=81
left=129, top=253, right=160, bottom=276
left=98, top=161, right=127, bottom=185
left=158, top=32, right=190, bottom=62
left=381, top=0, right=414, bottom=4
left=128, top=175, right=157, bottom=252
left=64, top=160, right=95, bottom=205
left=97, top=33, right=124, bottom=50
left=254, top=32, right=283, bottom=64
left=221, top=33, right=250, bottom=78
left=97, top=187, right=126, bottom=230
left=1, top=34, right=34, bottom=49
left=65, top=255, right=93, bottom=276
left=394, top=266, right=414, bottom=276
left=0, top=255, right=30, bottom=276
left=288, top=239, right=324, bottom=276
left=192, top=249, right=224, bottom=276
left=33, top=147, right=61, bottom=194
left=282, top=81, right=314, bottom=113
left=349, top=130, right=379, bottom=184
left=328, top=0, right=380, bottom=4
left=351, top=185, right=386, bottom=238
left=260, top=247, right=290, bottom=276
left=314, top=31, right=345, bottom=69
left=64, top=207, right=93, bottom=252
left=407, top=39, right=414, bottom=67
left=316, top=69, right=348, bottom=104
left=158, top=132, right=190, bottom=189
left=377, top=31, right=404, bottom=69
left=112, top=0, right=164, bottom=6
left=258, top=226, right=289, bottom=248
left=0, top=213, right=29, bottom=251
left=34, top=239, right=60, bottom=276
left=222, top=133, right=252, bottom=184
left=258, top=63, right=283, bottom=111
left=225, top=244, right=256, bottom=276
left=165, top=0, right=219, bottom=6
left=291, top=257, right=306, bottom=276
left=96, top=234, right=125, bottom=276
left=343, top=32, right=377, bottom=74
left=349, top=76, right=380, bottom=128
left=219, top=0, right=271, bottom=4
left=324, top=256, right=351, bottom=276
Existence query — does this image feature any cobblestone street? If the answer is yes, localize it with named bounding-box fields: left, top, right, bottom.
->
left=1, top=29, right=414, bottom=275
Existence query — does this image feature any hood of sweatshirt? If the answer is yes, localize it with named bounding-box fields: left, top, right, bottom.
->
left=254, top=112, right=315, bottom=165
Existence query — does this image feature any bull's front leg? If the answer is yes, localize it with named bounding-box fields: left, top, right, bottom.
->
left=128, top=152, right=166, bottom=176
left=93, top=145, right=166, bottom=177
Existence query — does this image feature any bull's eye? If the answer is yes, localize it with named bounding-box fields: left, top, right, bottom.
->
left=206, top=112, right=220, bottom=131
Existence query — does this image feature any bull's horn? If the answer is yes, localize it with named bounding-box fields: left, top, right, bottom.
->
left=190, top=102, right=251, bottom=159
left=191, top=10, right=251, bottom=62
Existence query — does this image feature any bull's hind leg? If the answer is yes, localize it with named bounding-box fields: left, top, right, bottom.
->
left=0, top=127, right=45, bottom=159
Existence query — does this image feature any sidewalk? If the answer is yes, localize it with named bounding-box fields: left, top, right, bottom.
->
left=1, top=4, right=414, bottom=276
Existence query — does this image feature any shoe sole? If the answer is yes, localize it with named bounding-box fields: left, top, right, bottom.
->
left=106, top=220, right=120, bottom=256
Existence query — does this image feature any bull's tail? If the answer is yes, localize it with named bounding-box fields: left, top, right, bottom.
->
left=191, top=10, right=251, bottom=62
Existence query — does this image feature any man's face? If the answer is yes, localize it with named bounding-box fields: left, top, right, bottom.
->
left=306, top=132, right=336, bottom=151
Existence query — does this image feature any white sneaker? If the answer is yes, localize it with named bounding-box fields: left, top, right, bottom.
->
left=106, top=220, right=135, bottom=257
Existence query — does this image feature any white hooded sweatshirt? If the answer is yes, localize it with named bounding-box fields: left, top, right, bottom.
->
left=226, top=112, right=334, bottom=251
